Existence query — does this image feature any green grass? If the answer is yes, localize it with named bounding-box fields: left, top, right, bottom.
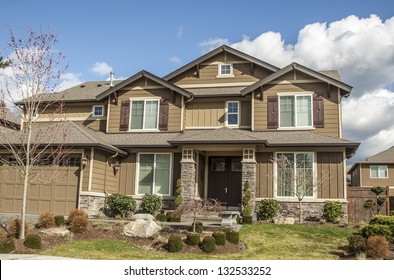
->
left=42, top=224, right=354, bottom=260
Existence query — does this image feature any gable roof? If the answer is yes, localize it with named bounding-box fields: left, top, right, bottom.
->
left=96, top=70, right=192, bottom=101
left=163, top=45, right=279, bottom=81
left=0, top=103, right=20, bottom=127
left=241, top=62, right=353, bottom=96
left=348, top=146, right=394, bottom=174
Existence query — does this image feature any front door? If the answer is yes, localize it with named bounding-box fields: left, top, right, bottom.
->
left=208, top=156, right=242, bottom=207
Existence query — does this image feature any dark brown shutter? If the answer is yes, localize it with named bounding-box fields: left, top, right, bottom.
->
left=313, top=95, right=324, bottom=128
left=267, top=96, right=278, bottom=129
left=159, top=99, right=169, bottom=130
left=119, top=100, right=130, bottom=131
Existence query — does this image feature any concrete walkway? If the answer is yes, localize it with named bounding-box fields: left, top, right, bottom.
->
left=0, top=254, right=78, bottom=260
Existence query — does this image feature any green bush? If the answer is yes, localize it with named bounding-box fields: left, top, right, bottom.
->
left=69, top=215, right=89, bottom=233
left=36, top=212, right=55, bottom=229
left=390, top=210, right=394, bottom=216
left=348, top=235, right=366, bottom=254
left=167, top=235, right=183, bottom=252
left=55, top=215, right=65, bottom=227
left=242, top=216, right=253, bottom=224
left=241, top=181, right=253, bottom=218
left=370, top=215, right=394, bottom=226
left=258, top=199, right=279, bottom=221
left=174, top=179, right=182, bottom=209
left=166, top=211, right=181, bottom=222
left=201, top=236, right=216, bottom=252
left=212, top=231, right=226, bottom=245
left=155, top=213, right=167, bottom=222
left=140, top=194, right=162, bottom=215
left=186, top=233, right=200, bottom=246
left=106, top=194, right=136, bottom=218
left=23, top=234, right=42, bottom=249
left=322, top=201, right=344, bottom=222
left=190, top=221, right=203, bottom=233
left=360, top=224, right=392, bottom=241
left=226, top=230, right=240, bottom=244
left=8, top=219, right=29, bottom=239
left=0, top=238, right=15, bottom=253
left=366, top=236, right=389, bottom=259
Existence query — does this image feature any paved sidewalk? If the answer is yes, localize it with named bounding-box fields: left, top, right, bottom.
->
left=0, top=254, right=79, bottom=260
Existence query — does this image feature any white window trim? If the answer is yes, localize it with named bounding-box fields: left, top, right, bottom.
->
left=136, top=153, right=173, bottom=196
left=225, top=101, right=240, bottom=127
left=129, top=98, right=160, bottom=131
left=216, top=63, right=234, bottom=78
left=92, top=105, right=105, bottom=117
left=370, top=165, right=388, bottom=178
left=278, top=92, right=314, bottom=129
left=273, top=152, right=316, bottom=199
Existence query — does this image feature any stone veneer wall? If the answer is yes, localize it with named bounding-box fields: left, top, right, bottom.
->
left=274, top=201, right=349, bottom=223
left=180, top=160, right=196, bottom=201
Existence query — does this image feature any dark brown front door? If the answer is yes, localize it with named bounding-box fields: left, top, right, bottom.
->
left=208, top=157, right=242, bottom=207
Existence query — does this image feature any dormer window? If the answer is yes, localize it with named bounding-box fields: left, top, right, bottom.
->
left=92, top=105, right=104, bottom=117
left=217, top=64, right=234, bottom=77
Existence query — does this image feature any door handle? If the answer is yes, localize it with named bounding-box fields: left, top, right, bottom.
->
left=224, top=187, right=228, bottom=193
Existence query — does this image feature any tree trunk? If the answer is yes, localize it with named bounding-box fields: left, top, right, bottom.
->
left=298, top=199, right=303, bottom=224
left=20, top=123, right=32, bottom=240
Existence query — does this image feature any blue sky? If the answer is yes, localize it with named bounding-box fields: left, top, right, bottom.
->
left=1, top=0, right=394, bottom=165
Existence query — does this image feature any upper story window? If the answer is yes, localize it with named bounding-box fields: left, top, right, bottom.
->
left=370, top=165, right=388, bottom=178
left=92, top=105, right=104, bottom=117
left=217, top=64, right=233, bottom=77
left=279, top=94, right=312, bottom=128
left=226, top=101, right=239, bottom=126
left=130, top=99, right=159, bottom=130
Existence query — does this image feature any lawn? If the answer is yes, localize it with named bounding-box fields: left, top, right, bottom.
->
left=42, top=224, right=355, bottom=260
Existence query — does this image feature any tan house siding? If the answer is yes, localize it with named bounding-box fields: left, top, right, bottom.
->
left=108, top=84, right=182, bottom=133
left=255, top=152, right=274, bottom=198
left=360, top=164, right=394, bottom=187
left=90, top=151, right=120, bottom=194
left=119, top=153, right=137, bottom=196
left=317, top=152, right=345, bottom=199
left=253, top=78, right=340, bottom=137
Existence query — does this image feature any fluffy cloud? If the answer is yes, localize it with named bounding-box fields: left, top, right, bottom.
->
left=199, top=38, right=230, bottom=53
left=200, top=14, right=394, bottom=165
left=57, top=72, right=83, bottom=91
left=91, top=61, right=113, bottom=76
left=169, top=56, right=182, bottom=64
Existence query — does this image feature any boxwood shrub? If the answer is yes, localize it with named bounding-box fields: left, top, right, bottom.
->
left=201, top=236, right=216, bottom=252
left=23, top=234, right=42, bottom=249
left=212, top=231, right=226, bottom=245
left=360, top=224, right=392, bottom=241
left=106, top=194, right=136, bottom=218
left=168, top=235, right=183, bottom=252
left=140, top=194, right=162, bottom=215
left=258, top=199, right=279, bottom=221
left=322, top=201, right=344, bottom=222
left=186, top=233, right=200, bottom=246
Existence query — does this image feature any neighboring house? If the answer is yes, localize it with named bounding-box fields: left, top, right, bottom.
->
left=0, top=45, right=359, bottom=221
left=348, top=147, right=394, bottom=211
left=0, top=102, right=20, bottom=129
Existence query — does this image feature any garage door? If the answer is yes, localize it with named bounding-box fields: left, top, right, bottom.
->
left=0, top=157, right=80, bottom=216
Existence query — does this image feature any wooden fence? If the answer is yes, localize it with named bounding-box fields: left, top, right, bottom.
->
left=347, top=187, right=389, bottom=224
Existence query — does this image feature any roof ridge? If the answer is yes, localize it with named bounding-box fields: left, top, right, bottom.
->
left=66, top=121, right=101, bottom=144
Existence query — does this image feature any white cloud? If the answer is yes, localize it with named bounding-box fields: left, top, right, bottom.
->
left=201, top=14, right=394, bottom=165
left=57, top=72, right=83, bottom=91
left=199, top=38, right=230, bottom=53
left=91, top=61, right=113, bottom=76
left=169, top=56, right=182, bottom=64
left=177, top=25, right=183, bottom=38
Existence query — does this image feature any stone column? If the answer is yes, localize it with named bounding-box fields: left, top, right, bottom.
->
left=180, top=159, right=196, bottom=201
left=241, top=159, right=257, bottom=216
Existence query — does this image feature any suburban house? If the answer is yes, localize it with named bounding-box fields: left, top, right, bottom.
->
left=0, top=102, right=20, bottom=130
left=348, top=147, right=394, bottom=212
left=0, top=45, right=359, bottom=222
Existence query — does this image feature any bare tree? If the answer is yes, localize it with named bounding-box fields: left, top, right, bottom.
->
left=274, top=153, right=323, bottom=223
left=174, top=199, right=222, bottom=233
left=0, top=28, right=68, bottom=239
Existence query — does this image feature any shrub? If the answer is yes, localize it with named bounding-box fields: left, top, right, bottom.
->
left=360, top=224, right=392, bottom=241
left=390, top=210, right=394, bottom=216
left=322, top=201, right=344, bottom=222
left=67, top=208, right=87, bottom=224
left=167, top=235, right=183, bottom=252
left=201, top=236, right=216, bottom=252
left=55, top=215, right=65, bottom=227
left=226, top=230, right=240, bottom=244
left=106, top=194, right=136, bottom=218
left=36, top=212, right=55, bottom=229
left=348, top=235, right=366, bottom=254
left=23, top=234, right=42, bottom=249
left=370, top=215, right=394, bottom=226
left=241, top=181, right=253, bottom=218
left=0, top=238, right=15, bottom=253
left=212, top=231, right=226, bottom=245
left=69, top=215, right=89, bottom=233
left=186, top=233, right=200, bottom=246
left=8, top=219, right=29, bottom=239
left=0, top=228, right=7, bottom=243
left=242, top=216, right=253, bottom=225
left=366, top=236, right=389, bottom=259
left=140, top=194, right=162, bottom=215
left=166, top=211, right=181, bottom=222
left=258, top=199, right=279, bottom=221
left=155, top=213, right=167, bottom=222
left=190, top=221, right=203, bottom=233
left=174, top=179, right=182, bottom=209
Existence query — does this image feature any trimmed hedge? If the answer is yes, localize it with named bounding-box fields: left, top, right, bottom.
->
left=212, top=231, right=226, bottom=246
left=106, top=194, right=136, bottom=218
left=348, top=235, right=366, bottom=254
left=201, top=236, right=216, bottom=252
left=226, top=230, right=240, bottom=244
left=0, top=238, right=15, bottom=253
left=168, top=235, right=183, bottom=252
left=23, top=234, right=42, bottom=249
left=258, top=199, right=279, bottom=221
left=186, top=233, right=200, bottom=246
left=322, top=201, right=344, bottom=222
left=155, top=213, right=167, bottom=222
left=140, top=194, right=162, bottom=215
left=55, top=215, right=65, bottom=227
left=242, top=216, right=253, bottom=225
left=360, top=224, right=392, bottom=241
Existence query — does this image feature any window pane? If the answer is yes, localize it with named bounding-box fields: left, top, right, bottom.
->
left=280, top=96, right=295, bottom=127
left=131, top=101, right=144, bottom=129
left=138, top=154, right=154, bottom=194
left=371, top=166, right=378, bottom=178
left=228, top=113, right=238, bottom=125
left=154, top=154, right=170, bottom=195
left=277, top=153, right=294, bottom=197
left=379, top=166, right=388, bottom=178
left=227, top=102, right=238, bottom=125
left=144, top=100, right=158, bottom=129
left=221, top=64, right=231, bottom=75
left=94, top=106, right=103, bottom=116
left=296, top=153, right=313, bottom=197
left=296, top=96, right=312, bottom=126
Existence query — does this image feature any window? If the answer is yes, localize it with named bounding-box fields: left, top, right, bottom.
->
left=130, top=99, right=159, bottom=130
left=218, top=64, right=233, bottom=77
left=276, top=152, right=314, bottom=198
left=226, top=101, right=239, bottom=126
left=182, top=149, right=194, bottom=161
left=243, top=149, right=255, bottom=161
left=279, top=95, right=312, bottom=128
left=92, top=105, right=104, bottom=117
left=370, top=165, right=388, bottom=178
left=137, top=153, right=171, bottom=195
